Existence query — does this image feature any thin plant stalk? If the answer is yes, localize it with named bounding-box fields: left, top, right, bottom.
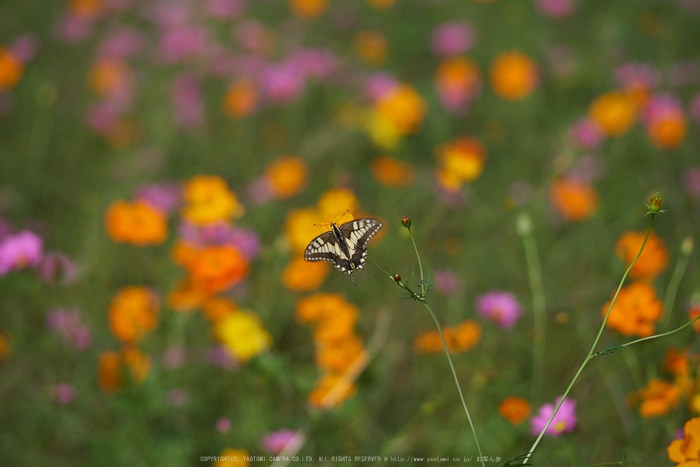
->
left=518, top=214, right=547, bottom=401
left=368, top=221, right=485, bottom=467
left=523, top=212, right=656, bottom=464
left=661, top=239, right=691, bottom=327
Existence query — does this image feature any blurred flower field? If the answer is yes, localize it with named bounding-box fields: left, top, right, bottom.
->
left=2, top=0, right=700, bottom=465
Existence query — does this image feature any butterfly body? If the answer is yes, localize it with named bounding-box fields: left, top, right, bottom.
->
left=304, top=218, right=383, bottom=277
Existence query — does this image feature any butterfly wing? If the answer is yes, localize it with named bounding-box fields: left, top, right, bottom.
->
left=338, top=218, right=383, bottom=273
left=304, top=231, right=354, bottom=274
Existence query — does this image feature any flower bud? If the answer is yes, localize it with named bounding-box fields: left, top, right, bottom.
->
left=649, top=192, right=662, bottom=214
left=401, top=216, right=411, bottom=228
left=393, top=273, right=401, bottom=282
left=681, top=237, right=694, bottom=256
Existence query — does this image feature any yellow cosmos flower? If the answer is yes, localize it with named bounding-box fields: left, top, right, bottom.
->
left=214, top=311, right=272, bottom=362
left=182, top=176, right=243, bottom=225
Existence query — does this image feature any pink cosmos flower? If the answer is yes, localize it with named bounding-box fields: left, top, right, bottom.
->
left=207, top=345, right=238, bottom=370
left=0, top=230, right=43, bottom=275
left=435, top=270, right=460, bottom=296
left=53, top=15, right=94, bottom=42
left=570, top=118, right=604, bottom=150
left=261, top=429, right=302, bottom=455
left=36, top=252, right=78, bottom=285
left=11, top=34, right=39, bottom=63
left=536, top=0, right=575, bottom=18
left=205, top=0, right=246, bottom=19
left=684, top=167, right=700, bottom=196
left=98, top=28, right=144, bottom=59
left=288, top=49, right=337, bottom=80
left=135, top=182, right=181, bottom=214
left=642, top=94, right=684, bottom=126
left=364, top=73, right=399, bottom=102
left=157, top=26, right=208, bottom=64
left=167, top=388, right=189, bottom=407
left=689, top=93, right=700, bottom=122
left=615, top=63, right=660, bottom=94
left=171, top=73, right=204, bottom=129
left=531, top=397, right=577, bottom=436
left=46, top=308, right=92, bottom=351
left=260, top=62, right=305, bottom=104
left=51, top=383, right=76, bottom=405
left=216, top=417, right=231, bottom=433
left=162, top=346, right=188, bottom=370
left=431, top=22, right=475, bottom=57
left=475, top=290, right=522, bottom=330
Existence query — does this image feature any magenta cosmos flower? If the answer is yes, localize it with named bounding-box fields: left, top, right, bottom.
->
left=261, top=429, right=302, bottom=455
left=431, top=22, right=475, bottom=57
left=569, top=117, right=604, bottom=150
left=475, top=290, right=522, bottom=329
left=0, top=230, right=43, bottom=275
left=531, top=396, right=577, bottom=436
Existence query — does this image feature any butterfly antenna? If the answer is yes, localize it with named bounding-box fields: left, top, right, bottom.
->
left=350, top=274, right=357, bottom=286
left=363, top=269, right=369, bottom=280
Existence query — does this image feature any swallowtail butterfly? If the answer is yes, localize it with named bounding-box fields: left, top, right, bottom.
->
left=304, top=218, right=383, bottom=283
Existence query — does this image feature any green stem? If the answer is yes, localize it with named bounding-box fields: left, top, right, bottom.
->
left=523, top=214, right=656, bottom=464
left=520, top=222, right=547, bottom=401
left=661, top=249, right=690, bottom=327
left=615, top=315, right=700, bottom=350
left=366, top=258, right=485, bottom=467
left=407, top=227, right=426, bottom=295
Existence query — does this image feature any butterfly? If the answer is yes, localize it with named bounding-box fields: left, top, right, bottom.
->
left=304, top=218, right=383, bottom=284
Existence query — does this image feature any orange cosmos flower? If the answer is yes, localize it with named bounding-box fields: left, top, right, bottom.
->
left=690, top=305, right=700, bottom=333
left=222, top=80, right=257, bottom=118
left=499, top=396, right=531, bottom=425
left=414, top=320, right=481, bottom=354
left=317, top=188, right=360, bottom=221
left=615, top=229, right=669, bottom=280
left=0, top=331, right=10, bottom=361
left=214, top=449, right=250, bottom=467
left=68, top=0, right=102, bottom=18
left=98, top=347, right=152, bottom=393
left=181, top=176, right=243, bottom=225
left=665, top=348, right=690, bottom=377
left=105, top=200, right=168, bottom=245
left=284, top=207, right=324, bottom=254
left=549, top=177, right=599, bottom=221
left=296, top=293, right=349, bottom=323
left=308, top=372, right=358, bottom=409
left=353, top=31, right=388, bottom=66
left=166, top=277, right=208, bottom=312
left=265, top=155, right=308, bottom=199
left=435, top=56, right=481, bottom=111
left=367, top=0, right=397, bottom=7
left=374, top=84, right=427, bottom=135
left=0, top=46, right=23, bottom=90
left=452, top=320, right=482, bottom=352
left=201, top=296, right=238, bottom=322
left=281, top=257, right=330, bottom=292
left=316, top=335, right=366, bottom=372
left=88, top=58, right=133, bottom=97
left=371, top=155, right=416, bottom=188
left=108, top=287, right=160, bottom=343
left=603, top=282, right=663, bottom=337
left=435, top=137, right=486, bottom=191
left=633, top=378, right=681, bottom=418
left=668, top=417, right=700, bottom=466
left=313, top=303, right=360, bottom=344
left=98, top=351, right=123, bottom=393
left=289, top=0, right=327, bottom=19
left=490, top=51, right=538, bottom=101
left=644, top=97, right=687, bottom=151
left=121, top=345, right=152, bottom=383
left=188, top=245, right=249, bottom=294
left=588, top=91, right=637, bottom=136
